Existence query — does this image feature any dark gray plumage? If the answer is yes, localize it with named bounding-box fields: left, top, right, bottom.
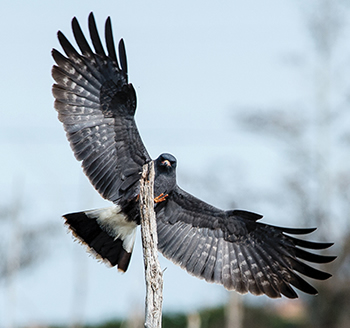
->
left=52, top=13, right=335, bottom=298
left=52, top=14, right=150, bottom=204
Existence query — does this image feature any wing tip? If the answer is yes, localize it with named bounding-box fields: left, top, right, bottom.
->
left=118, top=39, right=128, bottom=74
left=88, top=11, right=95, bottom=21
left=282, top=226, right=317, bottom=234
left=57, top=30, right=63, bottom=39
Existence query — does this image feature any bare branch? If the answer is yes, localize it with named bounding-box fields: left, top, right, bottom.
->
left=140, top=161, right=163, bottom=328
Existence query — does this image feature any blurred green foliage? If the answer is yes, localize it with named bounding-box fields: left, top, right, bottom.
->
left=52, top=303, right=316, bottom=328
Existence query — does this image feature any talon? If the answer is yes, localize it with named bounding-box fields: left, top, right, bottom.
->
left=154, top=193, right=168, bottom=203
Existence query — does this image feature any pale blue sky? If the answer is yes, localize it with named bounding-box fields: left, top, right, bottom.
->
left=1, top=0, right=349, bottom=326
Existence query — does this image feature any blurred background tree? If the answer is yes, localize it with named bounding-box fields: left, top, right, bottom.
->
left=0, top=183, right=57, bottom=328
left=230, top=0, right=350, bottom=327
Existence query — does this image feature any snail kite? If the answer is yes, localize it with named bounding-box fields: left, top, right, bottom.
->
left=52, top=13, right=335, bottom=298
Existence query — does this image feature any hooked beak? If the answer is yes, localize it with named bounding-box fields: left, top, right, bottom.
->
left=162, top=159, right=171, bottom=167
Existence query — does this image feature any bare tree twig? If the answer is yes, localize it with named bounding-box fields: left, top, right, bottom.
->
left=140, top=161, right=163, bottom=328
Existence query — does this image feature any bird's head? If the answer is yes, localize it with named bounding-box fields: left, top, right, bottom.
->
left=154, top=153, right=177, bottom=197
left=155, top=153, right=177, bottom=173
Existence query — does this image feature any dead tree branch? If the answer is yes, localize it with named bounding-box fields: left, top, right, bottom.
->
left=140, top=161, right=163, bottom=328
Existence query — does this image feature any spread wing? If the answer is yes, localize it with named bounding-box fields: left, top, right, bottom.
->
left=52, top=13, right=151, bottom=203
left=156, top=186, right=335, bottom=298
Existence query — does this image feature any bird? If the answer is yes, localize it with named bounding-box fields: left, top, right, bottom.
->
left=52, top=12, right=335, bottom=299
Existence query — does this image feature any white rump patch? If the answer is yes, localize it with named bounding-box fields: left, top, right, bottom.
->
left=85, top=206, right=137, bottom=253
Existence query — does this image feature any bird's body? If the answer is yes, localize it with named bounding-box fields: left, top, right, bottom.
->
left=52, top=13, right=335, bottom=299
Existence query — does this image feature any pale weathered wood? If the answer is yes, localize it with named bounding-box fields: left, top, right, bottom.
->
left=140, top=162, right=163, bottom=328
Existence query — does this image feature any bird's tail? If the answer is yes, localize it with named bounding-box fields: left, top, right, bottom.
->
left=63, top=206, right=137, bottom=272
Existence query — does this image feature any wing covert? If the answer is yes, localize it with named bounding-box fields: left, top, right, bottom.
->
left=156, top=186, right=335, bottom=298
left=52, top=13, right=151, bottom=202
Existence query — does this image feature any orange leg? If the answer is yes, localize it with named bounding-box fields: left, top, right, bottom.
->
left=154, top=193, right=168, bottom=203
